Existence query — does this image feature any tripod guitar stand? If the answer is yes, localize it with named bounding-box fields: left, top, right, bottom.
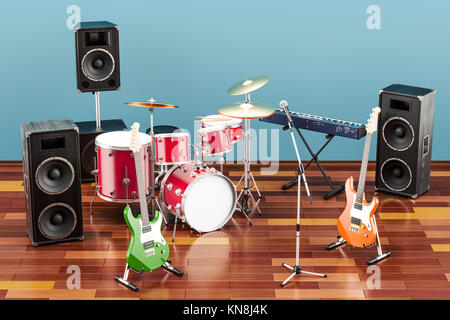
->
left=279, top=100, right=327, bottom=287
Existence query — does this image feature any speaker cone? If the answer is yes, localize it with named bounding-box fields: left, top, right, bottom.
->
left=38, top=203, right=77, bottom=240
left=382, top=117, right=414, bottom=151
left=36, top=157, right=75, bottom=194
left=81, top=48, right=115, bottom=82
left=380, top=158, right=412, bottom=192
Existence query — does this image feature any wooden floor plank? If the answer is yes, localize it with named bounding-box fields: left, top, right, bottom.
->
left=1, top=160, right=450, bottom=299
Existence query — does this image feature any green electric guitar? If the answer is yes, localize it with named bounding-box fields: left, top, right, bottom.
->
left=124, top=122, right=170, bottom=272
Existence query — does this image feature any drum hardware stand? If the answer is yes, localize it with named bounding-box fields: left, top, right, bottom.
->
left=325, top=215, right=391, bottom=265
left=281, top=128, right=345, bottom=199
left=279, top=100, right=326, bottom=287
left=235, top=115, right=262, bottom=219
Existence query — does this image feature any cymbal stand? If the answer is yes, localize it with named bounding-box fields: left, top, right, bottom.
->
left=280, top=101, right=326, bottom=287
left=147, top=103, right=167, bottom=225
left=235, top=94, right=262, bottom=221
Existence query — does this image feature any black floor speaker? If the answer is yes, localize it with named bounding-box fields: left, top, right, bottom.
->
left=76, top=119, right=127, bottom=183
left=20, top=119, right=84, bottom=246
left=375, top=84, right=436, bottom=198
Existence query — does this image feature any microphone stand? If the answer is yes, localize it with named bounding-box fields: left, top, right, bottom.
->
left=280, top=100, right=327, bottom=287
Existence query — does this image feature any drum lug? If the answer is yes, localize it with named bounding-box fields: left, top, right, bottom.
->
left=90, top=169, right=98, bottom=176
left=108, top=151, right=115, bottom=157
left=122, top=178, right=130, bottom=185
left=131, top=191, right=137, bottom=199
left=166, top=183, right=173, bottom=191
left=175, top=188, right=182, bottom=196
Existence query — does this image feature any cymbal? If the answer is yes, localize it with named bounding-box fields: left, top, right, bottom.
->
left=227, top=75, right=269, bottom=95
left=218, top=102, right=275, bottom=119
left=125, top=101, right=178, bottom=108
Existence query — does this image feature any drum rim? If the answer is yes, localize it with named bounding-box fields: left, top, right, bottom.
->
left=182, top=171, right=236, bottom=233
left=97, top=191, right=145, bottom=203
left=155, top=132, right=190, bottom=139
left=95, top=131, right=152, bottom=151
left=202, top=115, right=242, bottom=127
left=198, top=124, right=229, bottom=134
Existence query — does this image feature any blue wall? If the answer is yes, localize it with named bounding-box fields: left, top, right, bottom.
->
left=1, top=0, right=448, bottom=160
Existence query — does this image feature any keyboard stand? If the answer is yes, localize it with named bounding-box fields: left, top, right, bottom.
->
left=281, top=127, right=345, bottom=200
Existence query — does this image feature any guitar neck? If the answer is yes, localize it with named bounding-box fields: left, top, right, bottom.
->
left=355, top=133, right=372, bottom=204
left=133, top=151, right=150, bottom=226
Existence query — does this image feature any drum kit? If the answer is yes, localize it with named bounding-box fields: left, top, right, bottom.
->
left=89, top=76, right=275, bottom=240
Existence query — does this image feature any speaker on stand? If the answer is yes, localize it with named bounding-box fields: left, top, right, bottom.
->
left=20, top=119, right=84, bottom=246
left=375, top=84, right=436, bottom=198
left=74, top=21, right=126, bottom=182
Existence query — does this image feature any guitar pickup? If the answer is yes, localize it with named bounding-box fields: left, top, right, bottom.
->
left=350, top=216, right=361, bottom=226
left=143, top=240, right=154, bottom=250
left=353, top=203, right=363, bottom=210
left=142, top=225, right=152, bottom=234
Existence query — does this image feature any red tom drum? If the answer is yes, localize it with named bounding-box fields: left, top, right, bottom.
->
left=154, top=132, right=190, bottom=165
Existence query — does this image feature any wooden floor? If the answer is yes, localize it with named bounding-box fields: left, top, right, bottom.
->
left=1, top=160, right=450, bottom=300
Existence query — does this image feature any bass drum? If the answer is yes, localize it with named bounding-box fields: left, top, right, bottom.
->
left=160, top=162, right=236, bottom=233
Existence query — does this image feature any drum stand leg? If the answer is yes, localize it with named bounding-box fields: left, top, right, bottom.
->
left=114, top=263, right=139, bottom=291
left=89, top=186, right=100, bottom=215
left=172, top=211, right=179, bottom=242
left=154, top=197, right=168, bottom=226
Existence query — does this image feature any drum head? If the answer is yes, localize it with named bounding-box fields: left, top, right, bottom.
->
left=202, top=114, right=242, bottom=127
left=183, top=174, right=236, bottom=233
left=96, top=131, right=151, bottom=150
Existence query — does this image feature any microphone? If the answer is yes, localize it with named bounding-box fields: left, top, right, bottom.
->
left=280, top=100, right=293, bottom=124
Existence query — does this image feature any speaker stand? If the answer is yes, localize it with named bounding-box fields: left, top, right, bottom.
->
left=94, top=91, right=101, bottom=130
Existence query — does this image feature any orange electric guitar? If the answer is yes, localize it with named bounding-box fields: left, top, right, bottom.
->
left=327, top=107, right=390, bottom=264
left=337, top=107, right=381, bottom=248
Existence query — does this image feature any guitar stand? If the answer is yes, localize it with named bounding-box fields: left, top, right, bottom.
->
left=115, top=261, right=184, bottom=291
left=325, top=218, right=391, bottom=265
left=281, top=129, right=345, bottom=200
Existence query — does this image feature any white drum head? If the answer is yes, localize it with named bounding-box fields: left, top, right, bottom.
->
left=183, top=174, right=236, bottom=233
left=96, top=131, right=151, bottom=150
left=202, top=114, right=242, bottom=127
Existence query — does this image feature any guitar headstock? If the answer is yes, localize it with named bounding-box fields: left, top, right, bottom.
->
left=365, top=107, right=381, bottom=135
left=130, top=122, right=142, bottom=153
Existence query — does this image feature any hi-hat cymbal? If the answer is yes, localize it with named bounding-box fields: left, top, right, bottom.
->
left=218, top=102, right=275, bottom=119
left=125, top=101, right=178, bottom=108
left=227, top=75, right=269, bottom=96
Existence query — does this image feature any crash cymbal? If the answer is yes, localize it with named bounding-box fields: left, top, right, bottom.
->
left=227, top=75, right=269, bottom=96
left=218, top=102, right=275, bottom=119
left=125, top=101, right=178, bottom=108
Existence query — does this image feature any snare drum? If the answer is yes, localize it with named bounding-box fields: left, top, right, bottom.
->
left=95, top=131, right=152, bottom=202
left=198, top=125, right=232, bottom=156
left=161, top=162, right=236, bottom=233
left=202, top=114, right=243, bottom=143
left=154, top=132, right=190, bottom=165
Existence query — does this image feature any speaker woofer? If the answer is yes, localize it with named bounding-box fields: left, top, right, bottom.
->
left=35, top=157, right=75, bottom=194
left=81, top=48, right=115, bottom=82
left=382, top=117, right=414, bottom=151
left=380, top=158, right=412, bottom=192
left=38, top=203, right=77, bottom=240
